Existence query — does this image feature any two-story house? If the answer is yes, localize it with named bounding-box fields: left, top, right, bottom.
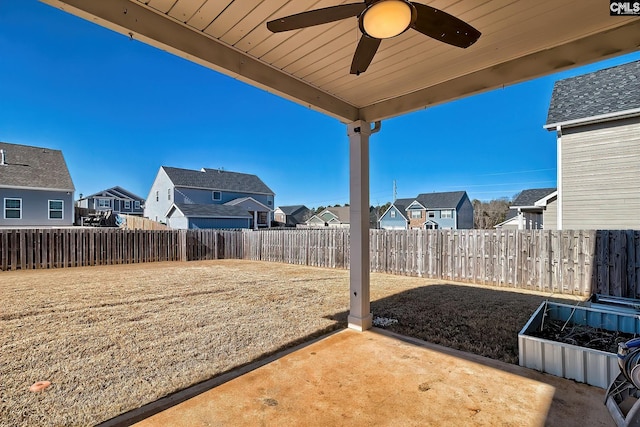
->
left=379, top=191, right=473, bottom=230
left=76, top=186, right=145, bottom=216
left=544, top=60, right=640, bottom=230
left=145, top=166, right=275, bottom=230
left=0, top=142, right=75, bottom=227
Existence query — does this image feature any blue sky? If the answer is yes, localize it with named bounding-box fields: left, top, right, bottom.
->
left=1, top=1, right=639, bottom=208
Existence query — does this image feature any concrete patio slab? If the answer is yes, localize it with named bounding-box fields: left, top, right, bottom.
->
left=132, top=328, right=612, bottom=427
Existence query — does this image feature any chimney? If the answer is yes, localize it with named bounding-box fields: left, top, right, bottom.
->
left=0, top=149, right=5, bottom=166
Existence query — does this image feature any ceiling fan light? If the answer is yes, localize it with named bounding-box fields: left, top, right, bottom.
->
left=362, top=0, right=413, bottom=39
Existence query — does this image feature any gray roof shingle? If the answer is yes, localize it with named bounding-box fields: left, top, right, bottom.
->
left=172, top=203, right=252, bottom=218
left=511, top=188, right=556, bottom=207
left=163, top=167, right=274, bottom=195
left=392, top=198, right=414, bottom=215
left=546, top=60, right=640, bottom=126
left=83, top=186, right=144, bottom=201
left=278, top=205, right=307, bottom=215
left=415, top=191, right=467, bottom=209
left=0, top=142, right=74, bottom=191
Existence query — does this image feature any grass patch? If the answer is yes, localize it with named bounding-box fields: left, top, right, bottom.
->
left=0, top=260, right=578, bottom=426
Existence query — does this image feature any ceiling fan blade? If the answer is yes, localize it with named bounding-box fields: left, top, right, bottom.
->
left=411, top=3, right=481, bottom=48
left=350, top=35, right=381, bottom=75
left=267, top=3, right=366, bottom=33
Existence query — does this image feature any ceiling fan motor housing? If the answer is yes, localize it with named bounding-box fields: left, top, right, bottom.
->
left=359, top=0, right=417, bottom=39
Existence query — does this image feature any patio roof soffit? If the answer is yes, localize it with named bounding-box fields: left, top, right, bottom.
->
left=41, top=0, right=640, bottom=124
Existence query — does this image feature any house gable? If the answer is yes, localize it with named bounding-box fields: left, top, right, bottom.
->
left=0, top=142, right=75, bottom=227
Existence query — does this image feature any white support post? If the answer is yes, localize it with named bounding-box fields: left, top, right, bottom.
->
left=556, top=125, right=563, bottom=230
left=347, top=120, right=373, bottom=331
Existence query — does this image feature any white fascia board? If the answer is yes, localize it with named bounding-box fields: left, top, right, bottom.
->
left=543, top=108, right=640, bottom=130
left=164, top=203, right=180, bottom=218
left=534, top=191, right=558, bottom=207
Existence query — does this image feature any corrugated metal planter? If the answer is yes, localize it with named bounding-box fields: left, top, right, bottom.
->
left=519, top=301, right=640, bottom=388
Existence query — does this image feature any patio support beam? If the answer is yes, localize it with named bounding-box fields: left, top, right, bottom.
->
left=347, top=120, right=373, bottom=331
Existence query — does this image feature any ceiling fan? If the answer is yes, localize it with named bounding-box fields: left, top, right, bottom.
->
left=267, top=0, right=481, bottom=75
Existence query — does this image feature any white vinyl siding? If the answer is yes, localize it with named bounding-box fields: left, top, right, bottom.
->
left=560, top=118, right=640, bottom=229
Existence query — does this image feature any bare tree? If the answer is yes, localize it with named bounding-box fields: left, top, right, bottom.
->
left=472, top=198, right=511, bottom=229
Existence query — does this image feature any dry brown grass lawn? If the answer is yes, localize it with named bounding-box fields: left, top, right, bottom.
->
left=0, top=259, right=580, bottom=426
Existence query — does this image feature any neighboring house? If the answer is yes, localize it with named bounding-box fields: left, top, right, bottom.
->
left=377, top=198, right=413, bottom=230
left=274, top=205, right=312, bottom=227
left=379, top=191, right=473, bottom=230
left=305, top=206, right=350, bottom=228
left=76, top=186, right=145, bottom=216
left=145, top=166, right=275, bottom=230
left=495, top=188, right=557, bottom=230
left=544, top=60, right=640, bottom=230
left=0, top=142, right=75, bottom=227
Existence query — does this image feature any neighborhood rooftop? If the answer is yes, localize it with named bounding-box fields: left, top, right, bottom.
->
left=545, top=60, right=640, bottom=127
left=0, top=141, right=74, bottom=191
left=162, top=166, right=274, bottom=195
left=415, top=191, right=468, bottom=208
left=511, top=188, right=557, bottom=207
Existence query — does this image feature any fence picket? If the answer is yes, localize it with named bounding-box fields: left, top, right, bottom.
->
left=1, top=228, right=639, bottom=297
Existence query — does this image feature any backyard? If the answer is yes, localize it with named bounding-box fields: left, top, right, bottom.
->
left=0, top=259, right=581, bottom=426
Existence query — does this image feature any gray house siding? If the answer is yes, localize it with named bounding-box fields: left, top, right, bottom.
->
left=427, top=209, right=455, bottom=229
left=174, top=188, right=272, bottom=209
left=456, top=196, right=474, bottom=229
left=1, top=189, right=73, bottom=227
left=379, top=205, right=407, bottom=230
left=560, top=117, right=640, bottom=229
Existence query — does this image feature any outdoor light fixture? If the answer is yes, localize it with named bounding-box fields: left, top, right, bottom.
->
left=360, top=0, right=416, bottom=39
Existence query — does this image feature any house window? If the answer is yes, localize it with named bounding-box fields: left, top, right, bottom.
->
left=428, top=211, right=435, bottom=218
left=48, top=200, right=64, bottom=220
left=411, top=210, right=421, bottom=219
left=212, top=191, right=221, bottom=201
left=390, top=210, right=396, bottom=218
left=134, top=201, right=140, bottom=209
left=441, top=209, right=453, bottom=219
left=98, top=199, right=111, bottom=209
left=124, top=200, right=131, bottom=209
left=4, top=198, right=21, bottom=219
left=167, top=189, right=171, bottom=201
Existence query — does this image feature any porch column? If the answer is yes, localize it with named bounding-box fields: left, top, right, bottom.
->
left=253, top=211, right=258, bottom=230
left=347, top=120, right=373, bottom=331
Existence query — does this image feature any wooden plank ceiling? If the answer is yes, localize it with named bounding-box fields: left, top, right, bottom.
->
left=42, top=0, right=640, bottom=123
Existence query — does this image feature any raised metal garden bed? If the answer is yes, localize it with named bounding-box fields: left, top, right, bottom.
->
left=519, top=300, right=640, bottom=388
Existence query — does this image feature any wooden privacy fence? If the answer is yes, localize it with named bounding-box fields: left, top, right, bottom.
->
left=1, top=228, right=639, bottom=297
left=242, top=229, right=640, bottom=297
